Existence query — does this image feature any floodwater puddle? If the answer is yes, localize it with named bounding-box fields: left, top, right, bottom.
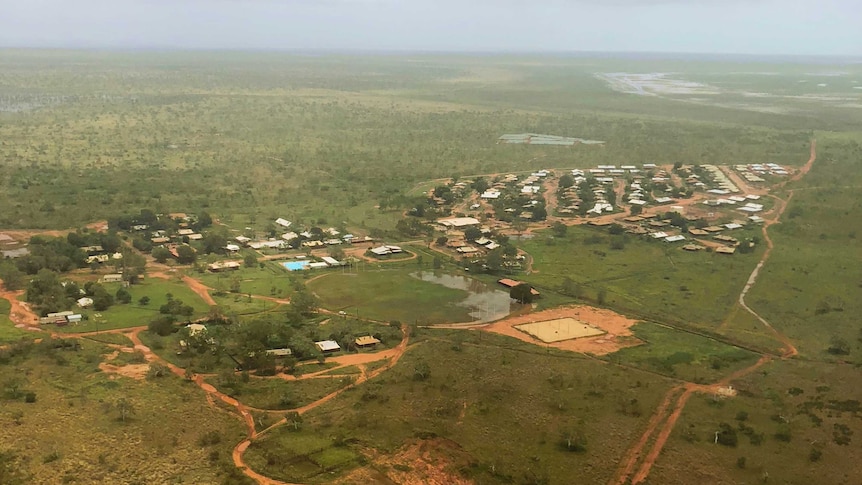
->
left=412, top=271, right=525, bottom=323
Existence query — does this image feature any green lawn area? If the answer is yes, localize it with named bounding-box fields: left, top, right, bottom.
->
left=244, top=430, right=361, bottom=484
left=205, top=375, right=355, bottom=410
left=606, top=322, right=760, bottom=383
left=55, top=279, right=211, bottom=333
left=211, top=292, right=281, bottom=316
left=306, top=269, right=477, bottom=324
left=519, top=225, right=764, bottom=330
left=195, top=264, right=295, bottom=299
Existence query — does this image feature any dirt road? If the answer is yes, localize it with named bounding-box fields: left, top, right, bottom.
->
left=611, top=140, right=815, bottom=485
left=0, top=287, right=40, bottom=328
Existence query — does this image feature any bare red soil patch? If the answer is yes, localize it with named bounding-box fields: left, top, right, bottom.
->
left=483, top=305, right=641, bottom=355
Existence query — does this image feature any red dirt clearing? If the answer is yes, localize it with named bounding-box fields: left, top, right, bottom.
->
left=482, top=305, right=641, bottom=355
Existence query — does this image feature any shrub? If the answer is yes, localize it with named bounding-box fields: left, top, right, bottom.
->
left=147, top=363, right=171, bottom=379
left=716, top=423, right=738, bottom=447
left=198, top=430, right=222, bottom=447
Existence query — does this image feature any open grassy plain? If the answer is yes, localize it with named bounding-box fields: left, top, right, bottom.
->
left=245, top=329, right=674, bottom=484
left=520, top=225, right=767, bottom=333
left=0, top=339, right=251, bottom=484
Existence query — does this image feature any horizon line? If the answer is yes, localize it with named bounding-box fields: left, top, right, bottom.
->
left=1, top=45, right=860, bottom=61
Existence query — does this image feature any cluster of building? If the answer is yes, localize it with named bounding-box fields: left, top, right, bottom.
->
left=369, top=245, right=404, bottom=257
left=699, top=165, right=740, bottom=193
left=39, top=310, right=83, bottom=326
left=82, top=245, right=124, bottom=265
left=611, top=213, right=753, bottom=254
left=314, top=335, right=381, bottom=353
left=736, top=163, right=789, bottom=183
left=281, top=255, right=347, bottom=271
left=235, top=219, right=373, bottom=252
left=436, top=216, right=506, bottom=257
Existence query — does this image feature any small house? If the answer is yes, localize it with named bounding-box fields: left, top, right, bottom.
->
left=101, top=274, right=124, bottom=283
left=265, top=348, right=293, bottom=358
left=355, top=336, right=381, bottom=348
left=315, top=340, right=341, bottom=353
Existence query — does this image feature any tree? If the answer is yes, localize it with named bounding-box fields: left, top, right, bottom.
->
left=0, top=263, right=25, bottom=291
left=472, top=177, right=489, bottom=194
left=115, top=287, right=131, bottom=304
left=138, top=296, right=151, bottom=306
left=464, top=226, right=482, bottom=242
left=597, top=288, right=608, bottom=305
left=413, top=361, right=431, bottom=380
left=196, top=211, right=213, bottom=230
left=92, top=285, right=114, bottom=311
left=532, top=204, right=548, bottom=221
left=552, top=222, right=568, bottom=238
left=176, top=245, right=197, bottom=264
left=290, top=287, right=319, bottom=316
left=827, top=336, right=850, bottom=355
left=151, top=246, right=171, bottom=264
left=114, top=397, right=135, bottom=423
left=148, top=316, right=175, bottom=336
left=202, top=231, right=227, bottom=255
left=561, top=277, right=582, bottom=298
left=630, top=204, right=643, bottom=216
left=485, top=248, right=504, bottom=273
left=558, top=173, right=575, bottom=189
left=510, top=284, right=535, bottom=304
left=435, top=236, right=448, bottom=246
left=716, top=422, right=738, bottom=447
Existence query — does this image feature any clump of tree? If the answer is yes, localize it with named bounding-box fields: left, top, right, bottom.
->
left=715, top=422, right=738, bottom=447
left=159, top=295, right=195, bottom=318
left=510, top=283, right=536, bottom=304
left=827, top=336, right=850, bottom=356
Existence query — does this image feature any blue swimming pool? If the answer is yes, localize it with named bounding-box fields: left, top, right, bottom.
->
left=282, top=260, right=310, bottom=271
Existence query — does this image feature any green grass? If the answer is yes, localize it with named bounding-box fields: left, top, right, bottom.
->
left=80, top=332, right=134, bottom=347
left=649, top=359, right=862, bottom=485
left=195, top=264, right=295, bottom=299
left=519, top=225, right=764, bottom=331
left=739, top=142, right=862, bottom=358
left=211, top=292, right=281, bottom=316
left=307, top=269, right=476, bottom=324
left=244, top=431, right=361, bottom=484
left=54, top=279, right=210, bottom=333
left=607, top=322, right=760, bottom=383
left=205, top=375, right=355, bottom=410
left=251, top=330, right=674, bottom=484
left=0, top=338, right=250, bottom=484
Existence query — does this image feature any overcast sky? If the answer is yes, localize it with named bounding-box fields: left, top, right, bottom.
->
left=1, top=0, right=859, bottom=56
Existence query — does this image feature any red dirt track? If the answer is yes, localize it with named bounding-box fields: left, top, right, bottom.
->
left=610, top=140, right=814, bottom=485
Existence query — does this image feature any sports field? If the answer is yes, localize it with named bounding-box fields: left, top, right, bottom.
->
left=515, top=317, right=605, bottom=343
